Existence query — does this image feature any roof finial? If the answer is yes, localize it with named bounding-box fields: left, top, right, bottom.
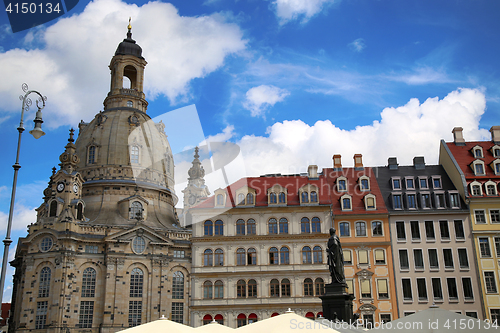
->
left=127, top=17, right=132, bottom=39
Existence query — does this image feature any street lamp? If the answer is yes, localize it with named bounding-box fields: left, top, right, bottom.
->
left=0, top=83, right=47, bottom=306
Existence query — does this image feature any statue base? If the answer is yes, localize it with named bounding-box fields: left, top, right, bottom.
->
left=319, top=282, right=354, bottom=323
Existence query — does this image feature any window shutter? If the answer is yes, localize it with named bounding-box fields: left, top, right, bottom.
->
left=377, top=279, right=388, bottom=294
left=358, top=250, right=368, bottom=264
left=343, top=250, right=351, bottom=262
left=361, top=280, right=371, bottom=293
left=375, top=249, right=384, bottom=261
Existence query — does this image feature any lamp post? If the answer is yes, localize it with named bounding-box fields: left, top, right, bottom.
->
left=0, top=83, right=47, bottom=306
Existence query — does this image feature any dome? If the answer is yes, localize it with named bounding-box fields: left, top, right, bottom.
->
left=115, top=30, right=143, bottom=59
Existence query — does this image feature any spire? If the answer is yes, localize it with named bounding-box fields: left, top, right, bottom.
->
left=188, top=147, right=205, bottom=180
left=42, top=167, right=57, bottom=201
left=127, top=17, right=132, bottom=40
left=59, top=128, right=80, bottom=174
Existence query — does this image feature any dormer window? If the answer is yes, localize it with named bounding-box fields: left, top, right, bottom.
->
left=364, top=194, right=376, bottom=210
left=340, top=194, right=352, bottom=211
left=419, top=177, right=428, bottom=189
left=492, top=160, right=500, bottom=175
left=470, top=181, right=482, bottom=196
left=247, top=193, right=254, bottom=205
left=432, top=176, right=442, bottom=189
left=278, top=192, right=286, bottom=203
left=301, top=192, right=309, bottom=203
left=238, top=193, right=245, bottom=205
left=391, top=177, right=401, bottom=190
left=359, top=176, right=370, bottom=191
left=472, top=160, right=485, bottom=175
left=310, top=191, right=318, bottom=202
left=493, top=146, right=500, bottom=158
left=405, top=177, right=415, bottom=189
left=130, top=201, right=143, bottom=220
left=485, top=181, right=498, bottom=196
left=268, top=185, right=287, bottom=205
left=337, top=177, right=347, bottom=192
left=217, top=194, right=224, bottom=206
left=473, top=146, right=483, bottom=158
left=269, top=192, right=277, bottom=204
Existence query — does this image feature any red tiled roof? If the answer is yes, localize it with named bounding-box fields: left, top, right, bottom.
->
left=446, top=141, right=500, bottom=180
left=323, top=167, right=388, bottom=215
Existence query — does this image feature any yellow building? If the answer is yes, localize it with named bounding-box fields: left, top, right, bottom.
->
left=439, top=126, right=500, bottom=322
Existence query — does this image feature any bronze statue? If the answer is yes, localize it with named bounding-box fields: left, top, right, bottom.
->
left=327, top=227, right=345, bottom=284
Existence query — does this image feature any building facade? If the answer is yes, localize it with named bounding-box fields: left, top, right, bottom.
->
left=376, top=156, right=483, bottom=318
left=9, top=27, right=191, bottom=333
left=439, top=126, right=500, bottom=322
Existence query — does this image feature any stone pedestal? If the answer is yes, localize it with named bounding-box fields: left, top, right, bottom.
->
left=319, top=282, right=354, bottom=323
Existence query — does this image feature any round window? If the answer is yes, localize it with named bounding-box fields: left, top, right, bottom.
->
left=132, top=236, right=146, bottom=254
left=40, top=237, right=53, bottom=252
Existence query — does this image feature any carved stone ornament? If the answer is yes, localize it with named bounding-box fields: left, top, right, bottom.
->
left=128, top=113, right=140, bottom=126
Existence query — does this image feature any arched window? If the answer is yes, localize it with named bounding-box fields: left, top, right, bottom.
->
left=214, top=220, right=224, bottom=236
left=237, top=279, right=246, bottom=298
left=248, top=313, right=258, bottom=324
left=301, top=217, right=310, bottom=233
left=269, top=247, right=279, bottom=265
left=279, top=218, right=288, bottom=234
left=268, top=218, right=278, bottom=234
left=204, top=220, right=213, bottom=236
left=247, top=193, right=254, bottom=205
left=270, top=279, right=280, bottom=297
left=204, top=249, right=213, bottom=266
left=248, top=279, right=257, bottom=297
left=216, top=194, right=224, bottom=206
left=356, top=221, right=367, bottom=236
left=278, top=192, right=286, bottom=203
left=38, top=267, right=51, bottom=297
left=88, top=146, right=96, bottom=164
left=238, top=193, right=245, bottom=205
left=310, top=191, right=318, bottom=202
left=342, top=197, right=351, bottom=210
left=77, top=202, right=84, bottom=220
left=372, top=221, right=383, bottom=236
left=172, top=271, right=184, bottom=299
left=130, top=201, right=143, bottom=220
left=203, top=314, right=213, bottom=325
left=130, top=268, right=144, bottom=297
left=49, top=201, right=57, bottom=217
left=236, top=248, right=246, bottom=266
left=313, top=246, right=323, bottom=263
left=130, top=146, right=139, bottom=164
left=247, top=248, right=257, bottom=265
left=302, top=246, right=312, bottom=264
left=236, top=219, right=245, bottom=235
left=237, top=314, right=247, bottom=327
left=305, top=312, right=315, bottom=319
left=281, top=278, right=291, bottom=297
left=214, top=314, right=224, bottom=325
left=339, top=222, right=350, bottom=236
left=269, top=192, right=277, bottom=204
left=203, top=281, right=213, bottom=299
left=81, top=267, right=96, bottom=297
left=312, top=217, right=321, bottom=233
left=214, top=249, right=224, bottom=266
left=315, top=278, right=325, bottom=296
left=301, top=191, right=309, bottom=203
left=247, top=219, right=256, bottom=235
left=304, top=278, right=313, bottom=296
left=280, top=247, right=290, bottom=265
left=214, top=280, right=224, bottom=299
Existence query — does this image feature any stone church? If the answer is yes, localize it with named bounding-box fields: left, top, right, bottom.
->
left=9, top=25, right=191, bottom=332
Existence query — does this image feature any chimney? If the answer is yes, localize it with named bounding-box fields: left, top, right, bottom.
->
left=452, top=127, right=466, bottom=145
left=388, top=157, right=398, bottom=170
left=333, top=154, right=342, bottom=170
left=307, top=165, right=318, bottom=178
left=413, top=156, right=425, bottom=170
left=354, top=154, right=363, bottom=170
left=490, top=126, right=500, bottom=144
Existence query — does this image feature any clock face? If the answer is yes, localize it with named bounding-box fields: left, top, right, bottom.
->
left=73, top=184, right=79, bottom=193
left=56, top=182, right=65, bottom=193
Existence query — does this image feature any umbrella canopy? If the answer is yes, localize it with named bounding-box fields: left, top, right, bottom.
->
left=117, top=316, right=196, bottom=333
left=375, top=307, right=498, bottom=332
left=195, top=321, right=234, bottom=333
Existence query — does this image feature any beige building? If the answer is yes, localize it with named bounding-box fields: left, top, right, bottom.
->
left=188, top=166, right=332, bottom=328
left=9, top=27, right=191, bottom=332
left=376, top=157, right=483, bottom=318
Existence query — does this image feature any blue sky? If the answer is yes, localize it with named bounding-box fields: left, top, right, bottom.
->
left=0, top=0, right=499, bottom=300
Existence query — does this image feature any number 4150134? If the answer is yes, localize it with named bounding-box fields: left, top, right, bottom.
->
left=5, top=2, right=61, bottom=14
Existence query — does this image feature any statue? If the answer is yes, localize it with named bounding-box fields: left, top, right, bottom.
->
left=327, top=227, right=345, bottom=284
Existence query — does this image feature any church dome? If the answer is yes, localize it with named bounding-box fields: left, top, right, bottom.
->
left=114, top=23, right=143, bottom=59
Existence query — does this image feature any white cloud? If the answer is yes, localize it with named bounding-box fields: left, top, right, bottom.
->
left=348, top=38, right=366, bottom=52
left=234, top=88, right=489, bottom=176
left=0, top=0, right=246, bottom=128
left=0, top=204, right=36, bottom=232
left=388, top=66, right=452, bottom=85
left=273, top=0, right=336, bottom=24
left=243, top=85, right=290, bottom=117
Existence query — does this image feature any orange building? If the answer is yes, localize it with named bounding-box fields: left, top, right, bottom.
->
left=324, top=154, right=397, bottom=325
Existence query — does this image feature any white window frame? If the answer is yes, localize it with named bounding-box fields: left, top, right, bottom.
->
left=472, top=146, right=484, bottom=158
left=336, top=177, right=348, bottom=192
left=391, top=177, right=402, bottom=190
left=358, top=176, right=370, bottom=191
left=364, top=194, right=376, bottom=210
left=485, top=181, right=498, bottom=196
left=470, top=181, right=483, bottom=196
left=492, top=159, right=500, bottom=175
left=490, top=209, right=500, bottom=224
left=340, top=194, right=353, bottom=211
left=472, top=160, right=486, bottom=176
